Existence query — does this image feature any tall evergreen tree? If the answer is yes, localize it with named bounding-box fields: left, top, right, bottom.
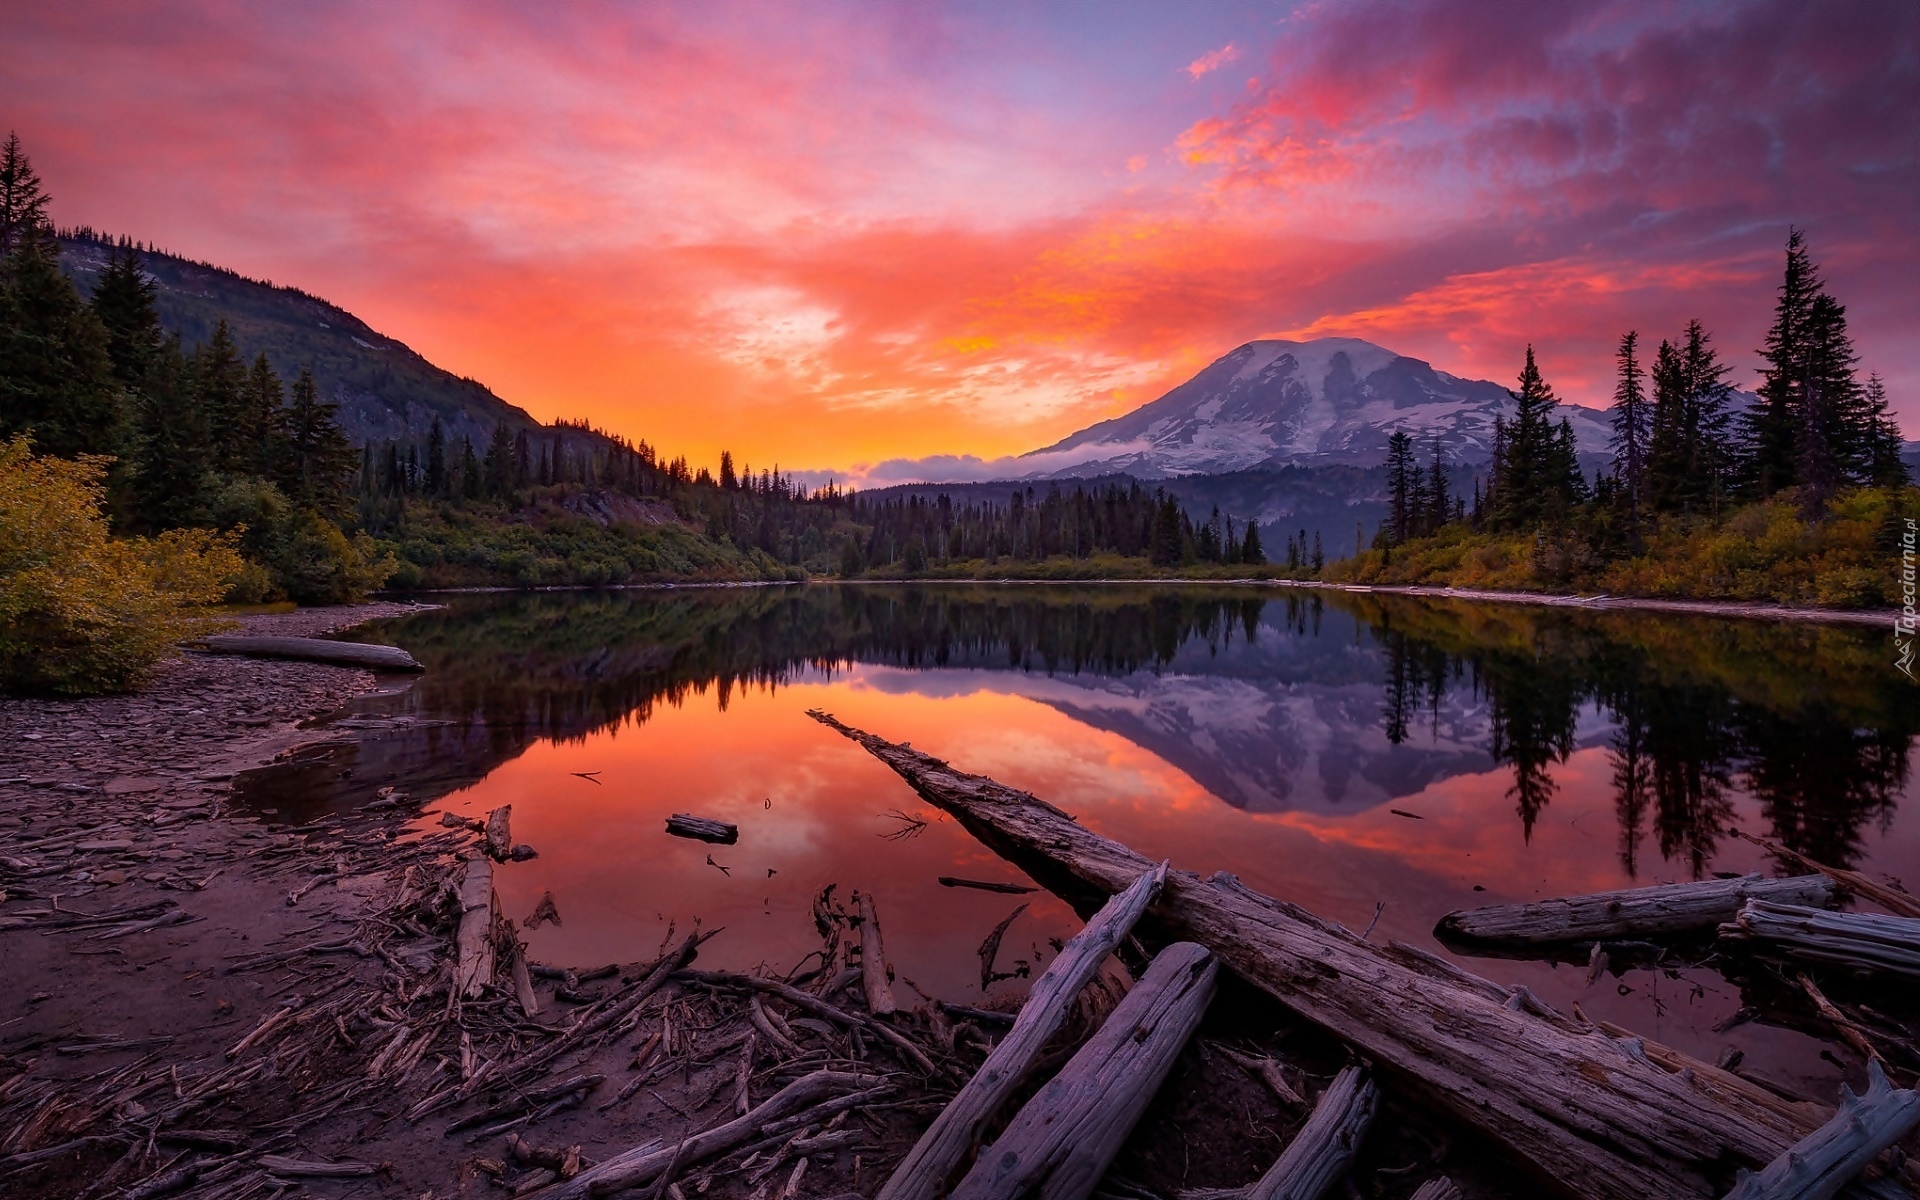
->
left=89, top=241, right=162, bottom=387
left=128, top=336, right=213, bottom=530
left=0, top=132, right=51, bottom=268
left=279, top=366, right=355, bottom=516
left=1241, top=519, right=1265, bottom=566
left=1744, top=229, right=1820, bottom=496
left=1425, top=437, right=1450, bottom=533
left=237, top=354, right=285, bottom=479
left=1609, top=330, right=1648, bottom=525
left=483, top=421, right=515, bottom=498
left=1487, top=346, right=1567, bottom=530
left=1861, top=375, right=1909, bottom=487
left=425, top=416, right=447, bottom=497
left=1385, top=430, right=1416, bottom=544
left=193, top=320, right=248, bottom=474
left=0, top=230, right=124, bottom=459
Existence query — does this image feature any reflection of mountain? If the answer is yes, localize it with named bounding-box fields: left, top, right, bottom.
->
left=300, top=585, right=1915, bottom=872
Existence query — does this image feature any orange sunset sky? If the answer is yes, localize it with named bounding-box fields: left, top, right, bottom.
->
left=5, top=1, right=1915, bottom=483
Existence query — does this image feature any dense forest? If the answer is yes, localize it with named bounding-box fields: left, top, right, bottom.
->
left=1343, top=231, right=1914, bottom=605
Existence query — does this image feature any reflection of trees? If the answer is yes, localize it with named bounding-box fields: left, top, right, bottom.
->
left=1359, top=598, right=1915, bottom=869
left=1739, top=710, right=1907, bottom=869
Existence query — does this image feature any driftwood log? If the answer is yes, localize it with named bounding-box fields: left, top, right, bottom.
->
left=455, top=856, right=495, bottom=999
left=484, top=806, right=513, bottom=862
left=857, top=891, right=898, bottom=1015
left=809, top=710, right=1807, bottom=1200
left=950, top=942, right=1219, bottom=1200
left=1244, top=1065, right=1378, bottom=1200
left=1437, top=875, right=1837, bottom=948
left=665, top=814, right=738, bottom=844
left=1721, top=901, right=1920, bottom=982
left=1409, top=1181, right=1462, bottom=1200
left=198, top=634, right=423, bottom=671
left=533, top=1071, right=892, bottom=1199
left=1733, top=832, right=1920, bottom=920
left=878, top=863, right=1168, bottom=1200
left=1724, top=1061, right=1920, bottom=1200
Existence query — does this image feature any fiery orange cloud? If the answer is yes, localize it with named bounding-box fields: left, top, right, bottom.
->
left=2, top=0, right=1912, bottom=476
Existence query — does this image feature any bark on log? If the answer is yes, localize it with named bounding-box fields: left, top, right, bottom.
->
left=1242, top=1065, right=1378, bottom=1200
left=857, top=891, right=898, bottom=1015
left=485, top=806, right=513, bottom=862
left=1721, top=902, right=1920, bottom=982
left=1732, top=832, right=1920, bottom=920
left=878, top=862, right=1169, bottom=1200
left=939, top=877, right=1038, bottom=894
left=456, top=856, right=496, bottom=999
left=1437, top=875, right=1837, bottom=948
left=1410, top=1181, right=1463, bottom=1200
left=809, top=710, right=1805, bottom=1200
left=951, top=942, right=1219, bottom=1200
left=665, top=815, right=738, bottom=845
left=198, top=635, right=423, bottom=672
left=532, top=1071, right=891, bottom=1200
left=1724, top=1061, right=1920, bottom=1200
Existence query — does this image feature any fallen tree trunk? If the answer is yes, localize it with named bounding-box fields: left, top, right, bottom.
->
left=951, top=942, right=1219, bottom=1200
left=484, top=806, right=513, bottom=862
left=1732, top=832, right=1920, bottom=920
left=534, top=1071, right=892, bottom=1199
left=857, top=891, right=898, bottom=1015
left=1724, top=1061, right=1920, bottom=1200
left=1242, top=1065, right=1378, bottom=1200
left=1437, top=875, right=1837, bottom=949
left=1720, top=902, right=1920, bottom=983
left=665, top=814, right=738, bottom=844
left=198, top=635, right=423, bottom=672
left=455, top=856, right=495, bottom=999
left=878, top=862, right=1168, bottom=1200
left=809, top=711, right=1805, bottom=1200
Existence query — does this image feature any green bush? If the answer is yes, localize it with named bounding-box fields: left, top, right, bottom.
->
left=208, top=475, right=396, bottom=603
left=0, top=437, right=242, bottom=694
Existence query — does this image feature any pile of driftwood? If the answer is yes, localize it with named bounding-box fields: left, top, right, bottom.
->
left=807, top=709, right=1920, bottom=1200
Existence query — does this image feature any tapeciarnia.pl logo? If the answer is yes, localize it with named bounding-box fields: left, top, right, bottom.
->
left=1899, top=517, right=1917, bottom=680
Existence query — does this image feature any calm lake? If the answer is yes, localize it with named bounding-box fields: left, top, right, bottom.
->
left=238, top=583, right=1920, bottom=1104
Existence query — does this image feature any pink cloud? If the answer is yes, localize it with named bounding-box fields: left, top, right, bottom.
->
left=1185, top=42, right=1240, bottom=79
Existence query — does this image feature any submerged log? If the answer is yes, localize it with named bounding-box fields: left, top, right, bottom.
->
left=856, top=891, right=898, bottom=1015
left=939, top=876, right=1038, bottom=895
left=484, top=806, right=514, bottom=862
left=1437, top=875, right=1837, bottom=948
left=1724, top=1061, right=1920, bottom=1200
left=809, top=711, right=1806, bottom=1200
left=455, top=856, right=496, bottom=999
left=1242, top=1065, right=1378, bottom=1200
left=950, top=942, right=1219, bottom=1200
left=665, top=814, right=738, bottom=845
left=1721, top=901, right=1920, bottom=983
left=198, top=634, right=423, bottom=672
left=878, top=863, right=1168, bottom=1200
left=1733, top=832, right=1920, bottom=920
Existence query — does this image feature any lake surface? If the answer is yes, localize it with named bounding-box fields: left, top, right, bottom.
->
left=238, top=583, right=1920, bottom=1104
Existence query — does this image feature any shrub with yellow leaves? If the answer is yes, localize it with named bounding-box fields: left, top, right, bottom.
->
left=0, top=436, right=243, bottom=695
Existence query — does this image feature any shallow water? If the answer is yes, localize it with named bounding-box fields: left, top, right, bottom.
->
left=236, top=583, right=1920, bottom=1104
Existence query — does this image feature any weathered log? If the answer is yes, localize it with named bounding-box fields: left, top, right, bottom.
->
left=939, top=876, right=1038, bottom=894
left=665, top=814, right=738, bottom=844
left=1721, top=901, right=1920, bottom=982
left=256, top=1155, right=378, bottom=1177
left=1588, top=1020, right=1830, bottom=1135
left=857, top=891, right=898, bottom=1015
left=485, top=806, right=513, bottom=862
left=1725, top=1061, right=1920, bottom=1200
left=809, top=710, right=1805, bottom=1200
left=952, top=942, right=1219, bottom=1200
left=1409, top=1181, right=1462, bottom=1200
left=532, top=1071, right=891, bottom=1199
left=456, top=856, right=496, bottom=999
left=1242, top=1065, right=1378, bottom=1200
left=198, top=635, right=423, bottom=672
left=878, top=862, right=1169, bottom=1200
left=1732, top=832, right=1920, bottom=920
left=674, top=969, right=938, bottom=1076
left=1437, top=875, right=1837, bottom=948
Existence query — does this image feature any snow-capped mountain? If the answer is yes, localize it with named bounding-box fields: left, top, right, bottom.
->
left=1024, top=337, right=1614, bottom=478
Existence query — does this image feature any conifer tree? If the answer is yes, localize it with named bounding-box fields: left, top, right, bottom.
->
left=193, top=320, right=248, bottom=473
left=1426, top=437, right=1450, bottom=533
left=1609, top=330, right=1648, bottom=525
left=1241, top=519, right=1264, bottom=566
left=1745, top=229, right=1819, bottom=496
left=425, top=417, right=447, bottom=497
left=0, top=228, right=124, bottom=459
left=279, top=366, right=355, bottom=517
left=128, top=336, right=213, bottom=530
left=89, top=241, right=162, bottom=387
left=1488, top=346, right=1565, bottom=529
left=1310, top=530, right=1323, bottom=573
left=1385, top=430, right=1416, bottom=544
left=1861, top=375, right=1910, bottom=487
left=237, top=354, right=284, bottom=479
left=461, top=435, right=481, bottom=500
left=483, top=421, right=515, bottom=498
left=0, top=132, right=51, bottom=268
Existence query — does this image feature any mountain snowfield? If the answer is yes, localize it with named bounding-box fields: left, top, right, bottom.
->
left=1025, top=337, right=1615, bottom=479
